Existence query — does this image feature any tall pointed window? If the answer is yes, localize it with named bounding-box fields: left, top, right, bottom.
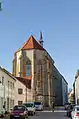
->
left=26, top=60, right=31, bottom=76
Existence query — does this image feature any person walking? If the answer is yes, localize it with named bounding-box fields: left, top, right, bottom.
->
left=52, top=102, right=55, bottom=112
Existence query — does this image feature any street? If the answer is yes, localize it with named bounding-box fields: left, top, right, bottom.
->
left=30, top=111, right=70, bottom=119
left=1, top=111, right=70, bottom=119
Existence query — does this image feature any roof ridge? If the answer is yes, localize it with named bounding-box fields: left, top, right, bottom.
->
left=0, top=66, right=16, bottom=81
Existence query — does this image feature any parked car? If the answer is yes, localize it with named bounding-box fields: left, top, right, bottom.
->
left=34, top=102, right=43, bottom=111
left=10, top=105, right=28, bottom=119
left=23, top=102, right=36, bottom=116
left=67, top=104, right=75, bottom=117
left=71, top=105, right=79, bottom=119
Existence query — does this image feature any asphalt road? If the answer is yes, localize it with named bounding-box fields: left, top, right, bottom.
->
left=30, top=111, right=70, bottom=119
left=1, top=111, right=70, bottom=119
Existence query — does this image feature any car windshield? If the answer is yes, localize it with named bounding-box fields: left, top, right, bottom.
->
left=34, top=102, right=41, bottom=105
left=24, top=103, right=34, bottom=107
left=13, top=106, right=25, bottom=111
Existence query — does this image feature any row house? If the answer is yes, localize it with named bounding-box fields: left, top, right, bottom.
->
left=14, top=77, right=31, bottom=105
left=0, top=66, right=16, bottom=114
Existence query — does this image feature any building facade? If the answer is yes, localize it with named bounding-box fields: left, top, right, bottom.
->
left=0, top=66, right=16, bottom=114
left=12, top=35, right=54, bottom=107
left=62, top=76, right=68, bottom=105
left=73, top=70, right=79, bottom=104
left=68, top=88, right=74, bottom=104
left=52, top=65, right=68, bottom=106
left=14, top=77, right=31, bottom=105
left=12, top=34, right=68, bottom=107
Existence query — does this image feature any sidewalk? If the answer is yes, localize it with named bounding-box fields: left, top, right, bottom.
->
left=43, top=107, right=52, bottom=111
left=55, top=106, right=64, bottom=110
left=43, top=106, right=65, bottom=112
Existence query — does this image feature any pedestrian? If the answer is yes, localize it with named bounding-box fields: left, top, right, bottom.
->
left=52, top=102, right=55, bottom=112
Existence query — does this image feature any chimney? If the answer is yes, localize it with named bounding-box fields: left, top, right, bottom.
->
left=39, top=32, right=44, bottom=47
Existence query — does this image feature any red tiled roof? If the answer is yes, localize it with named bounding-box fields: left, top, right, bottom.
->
left=21, top=35, right=45, bottom=50
left=16, top=77, right=31, bottom=89
left=23, top=76, right=32, bottom=80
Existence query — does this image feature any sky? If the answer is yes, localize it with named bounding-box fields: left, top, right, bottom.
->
left=0, top=0, right=79, bottom=89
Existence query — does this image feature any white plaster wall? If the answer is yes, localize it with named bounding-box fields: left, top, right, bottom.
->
left=0, top=68, right=15, bottom=113
left=14, top=79, right=26, bottom=105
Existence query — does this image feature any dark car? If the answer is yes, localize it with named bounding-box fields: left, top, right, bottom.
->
left=10, top=105, right=28, bottom=119
left=67, top=104, right=75, bottom=117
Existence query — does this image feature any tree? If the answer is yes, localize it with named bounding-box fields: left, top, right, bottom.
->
left=0, top=1, right=2, bottom=11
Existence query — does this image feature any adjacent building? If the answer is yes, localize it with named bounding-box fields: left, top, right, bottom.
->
left=62, top=75, right=68, bottom=105
left=14, top=77, right=31, bottom=105
left=52, top=65, right=68, bottom=106
left=0, top=66, right=16, bottom=114
left=68, top=88, right=74, bottom=104
left=73, top=70, right=79, bottom=104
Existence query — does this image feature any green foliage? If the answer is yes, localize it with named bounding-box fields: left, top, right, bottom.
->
left=0, top=2, right=2, bottom=11
left=26, top=59, right=31, bottom=64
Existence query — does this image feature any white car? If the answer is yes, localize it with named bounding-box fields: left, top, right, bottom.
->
left=34, top=102, right=43, bottom=111
left=71, top=105, right=79, bottom=119
left=23, top=102, right=36, bottom=116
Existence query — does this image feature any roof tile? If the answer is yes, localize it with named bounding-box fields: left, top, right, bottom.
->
left=21, top=35, right=45, bottom=50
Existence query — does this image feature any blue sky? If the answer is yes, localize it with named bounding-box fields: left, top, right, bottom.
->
left=0, top=0, right=79, bottom=88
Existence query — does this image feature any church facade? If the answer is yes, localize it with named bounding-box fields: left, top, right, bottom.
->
left=12, top=34, right=54, bottom=107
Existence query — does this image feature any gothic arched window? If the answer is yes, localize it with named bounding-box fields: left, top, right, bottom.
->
left=26, top=60, right=31, bottom=76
